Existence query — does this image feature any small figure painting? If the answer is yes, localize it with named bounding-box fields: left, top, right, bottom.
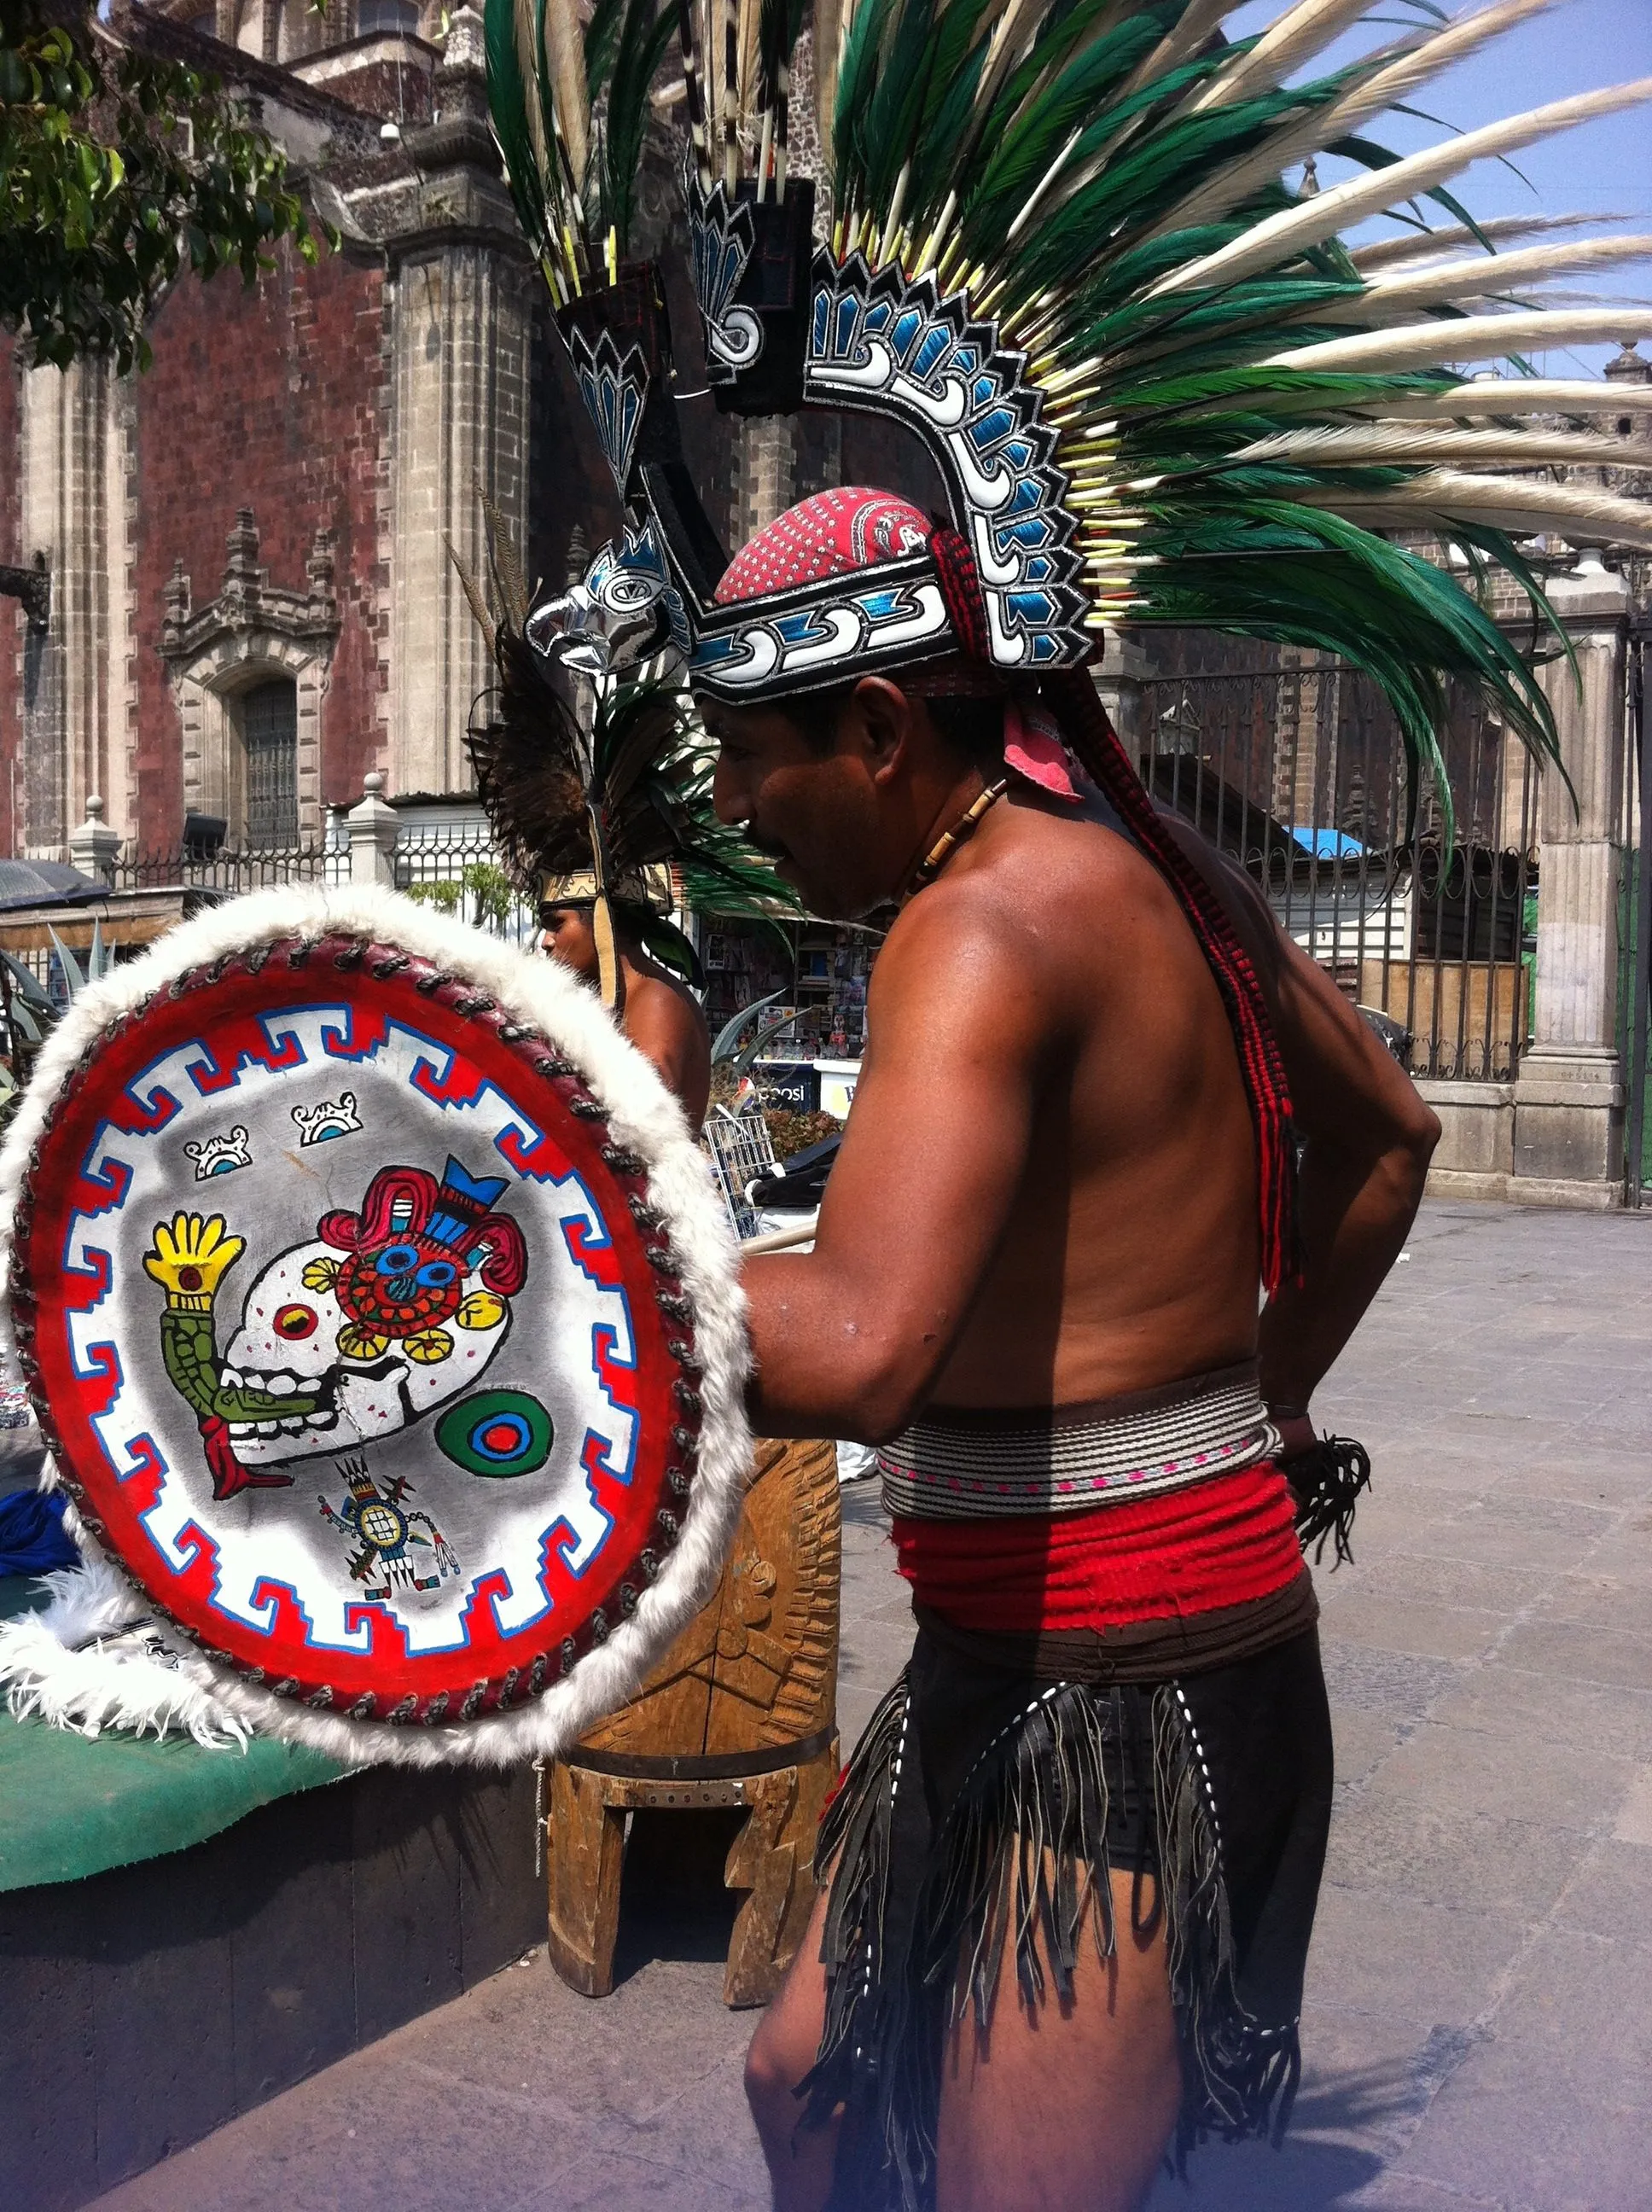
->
left=317, top=1457, right=462, bottom=1599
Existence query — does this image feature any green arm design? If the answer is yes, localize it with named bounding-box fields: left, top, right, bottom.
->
left=160, top=1307, right=223, bottom=1423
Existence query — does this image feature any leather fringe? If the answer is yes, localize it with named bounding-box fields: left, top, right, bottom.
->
left=1289, top=1434, right=1374, bottom=1569
left=801, top=1672, right=1302, bottom=2210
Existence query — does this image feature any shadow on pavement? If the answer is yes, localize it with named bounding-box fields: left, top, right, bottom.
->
left=1144, top=2051, right=1445, bottom=2208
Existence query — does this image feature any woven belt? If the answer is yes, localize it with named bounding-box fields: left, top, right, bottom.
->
left=878, top=1362, right=1279, bottom=1521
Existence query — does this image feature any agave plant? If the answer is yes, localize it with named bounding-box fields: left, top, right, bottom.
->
left=0, top=949, right=55, bottom=1052
left=711, top=988, right=823, bottom=1085
left=48, top=921, right=119, bottom=1003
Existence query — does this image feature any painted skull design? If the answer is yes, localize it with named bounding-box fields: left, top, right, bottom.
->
left=147, top=1157, right=529, bottom=1494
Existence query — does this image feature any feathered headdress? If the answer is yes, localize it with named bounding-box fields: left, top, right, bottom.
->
left=684, top=2, right=1649, bottom=779
left=486, top=0, right=1652, bottom=827
left=466, top=3, right=800, bottom=1008
left=483, top=0, right=1652, bottom=1281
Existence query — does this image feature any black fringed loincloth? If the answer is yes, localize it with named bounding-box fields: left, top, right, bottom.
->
left=800, top=1622, right=1334, bottom=2211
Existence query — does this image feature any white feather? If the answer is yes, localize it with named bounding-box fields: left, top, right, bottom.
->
left=1353, top=378, right=1652, bottom=418
left=1114, top=0, right=1230, bottom=103
left=1356, top=236, right=1652, bottom=315
left=1157, top=1, right=1562, bottom=246
left=0, top=885, right=753, bottom=1769
left=1351, top=212, right=1624, bottom=273
left=1326, top=0, right=1560, bottom=127
left=1187, top=0, right=1376, bottom=114
left=1298, top=469, right=1652, bottom=549
left=1265, top=306, right=1652, bottom=372
left=1153, top=79, right=1652, bottom=300
left=1232, top=424, right=1652, bottom=469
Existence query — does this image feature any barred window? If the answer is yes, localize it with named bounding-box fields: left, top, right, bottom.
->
left=356, top=0, right=419, bottom=32
left=241, top=678, right=299, bottom=850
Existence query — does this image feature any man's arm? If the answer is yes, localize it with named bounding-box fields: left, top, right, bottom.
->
left=739, top=892, right=1047, bottom=1442
left=1162, top=818, right=1440, bottom=1451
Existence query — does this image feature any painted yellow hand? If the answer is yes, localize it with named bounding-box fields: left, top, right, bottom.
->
left=143, top=1213, right=246, bottom=1309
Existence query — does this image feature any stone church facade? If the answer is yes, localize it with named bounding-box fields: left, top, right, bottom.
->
left=0, top=1, right=922, bottom=864
left=0, top=4, right=682, bottom=859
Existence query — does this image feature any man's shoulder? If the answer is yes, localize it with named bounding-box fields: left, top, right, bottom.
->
left=872, top=806, right=1151, bottom=1036
left=626, top=961, right=711, bottom=1040
left=888, top=801, right=1156, bottom=959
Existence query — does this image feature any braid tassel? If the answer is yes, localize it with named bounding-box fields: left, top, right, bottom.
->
left=1044, top=670, right=1300, bottom=1296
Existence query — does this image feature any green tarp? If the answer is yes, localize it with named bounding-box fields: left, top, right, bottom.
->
left=0, top=1576, right=345, bottom=1893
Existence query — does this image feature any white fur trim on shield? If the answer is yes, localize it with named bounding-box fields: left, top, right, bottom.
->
left=0, top=884, right=753, bottom=1767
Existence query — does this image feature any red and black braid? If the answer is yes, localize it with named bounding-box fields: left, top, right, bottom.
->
left=1044, top=667, right=1299, bottom=1295
left=922, top=519, right=1298, bottom=1290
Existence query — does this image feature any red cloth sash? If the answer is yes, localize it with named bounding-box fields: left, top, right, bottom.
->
left=891, top=1461, right=1303, bottom=1635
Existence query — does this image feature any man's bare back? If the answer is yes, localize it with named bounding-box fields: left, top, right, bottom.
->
left=540, top=900, right=712, bottom=1131
left=725, top=694, right=1435, bottom=1452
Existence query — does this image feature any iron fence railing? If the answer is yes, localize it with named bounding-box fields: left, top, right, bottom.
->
left=391, top=814, right=541, bottom=946
left=1138, top=661, right=1537, bottom=1081
left=113, top=838, right=342, bottom=897
left=23, top=692, right=1549, bottom=1093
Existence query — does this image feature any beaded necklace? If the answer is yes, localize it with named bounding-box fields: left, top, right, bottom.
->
left=905, top=777, right=1009, bottom=899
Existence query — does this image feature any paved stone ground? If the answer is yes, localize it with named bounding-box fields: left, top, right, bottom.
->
left=89, top=1201, right=1652, bottom=2212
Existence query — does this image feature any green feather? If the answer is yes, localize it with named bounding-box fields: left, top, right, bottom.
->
left=484, top=0, right=550, bottom=256
left=599, top=0, right=678, bottom=253
left=585, top=0, right=624, bottom=104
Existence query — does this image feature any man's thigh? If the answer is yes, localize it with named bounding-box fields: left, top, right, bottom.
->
left=935, top=1866, right=1182, bottom=2212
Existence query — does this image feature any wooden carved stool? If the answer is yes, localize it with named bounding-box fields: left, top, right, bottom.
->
left=544, top=1435, right=841, bottom=2007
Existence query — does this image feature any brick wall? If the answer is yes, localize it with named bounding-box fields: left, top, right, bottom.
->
left=129, top=239, right=390, bottom=846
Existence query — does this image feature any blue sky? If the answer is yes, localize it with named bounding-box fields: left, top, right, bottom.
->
left=1226, top=0, right=1652, bottom=375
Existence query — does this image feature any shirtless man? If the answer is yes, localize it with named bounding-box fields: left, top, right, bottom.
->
left=701, top=663, right=1439, bottom=2212
left=540, top=897, right=713, bottom=1132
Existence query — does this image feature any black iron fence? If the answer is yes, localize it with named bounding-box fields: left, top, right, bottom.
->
left=1136, top=660, right=1538, bottom=1081
left=112, top=838, right=341, bottom=898
left=22, top=710, right=1546, bottom=1090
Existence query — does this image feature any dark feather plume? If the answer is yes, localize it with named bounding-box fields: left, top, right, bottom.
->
left=467, top=621, right=800, bottom=923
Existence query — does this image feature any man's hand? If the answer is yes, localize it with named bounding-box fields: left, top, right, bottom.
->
left=1270, top=1407, right=1321, bottom=1464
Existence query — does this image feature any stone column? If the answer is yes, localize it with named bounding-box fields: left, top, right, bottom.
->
left=1094, top=624, right=1149, bottom=772
left=382, top=7, right=534, bottom=798
left=348, top=770, right=401, bottom=885
left=1511, top=554, right=1632, bottom=1205
left=386, top=242, right=533, bottom=797
left=731, top=416, right=798, bottom=548
left=16, top=358, right=128, bottom=858
left=67, top=794, right=122, bottom=887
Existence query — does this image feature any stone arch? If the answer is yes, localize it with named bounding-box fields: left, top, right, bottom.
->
left=160, top=509, right=338, bottom=849
left=175, top=636, right=323, bottom=847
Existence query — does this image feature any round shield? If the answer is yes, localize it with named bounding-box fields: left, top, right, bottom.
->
left=0, top=886, right=749, bottom=1763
